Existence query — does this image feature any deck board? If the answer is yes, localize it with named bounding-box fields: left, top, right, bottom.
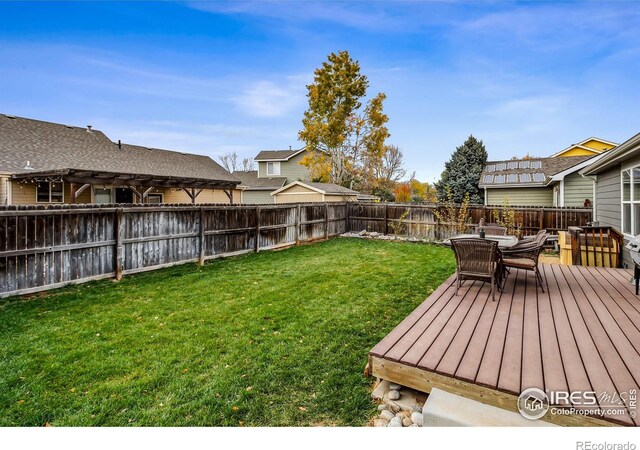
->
left=370, top=263, right=640, bottom=427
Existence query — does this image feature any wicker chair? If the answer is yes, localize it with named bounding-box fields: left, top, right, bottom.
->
left=480, top=225, right=508, bottom=236
left=518, top=229, right=547, bottom=245
left=450, top=238, right=502, bottom=301
left=500, top=232, right=549, bottom=292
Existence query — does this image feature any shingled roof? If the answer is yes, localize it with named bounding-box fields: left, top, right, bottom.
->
left=254, top=148, right=306, bottom=161
left=0, top=114, right=238, bottom=185
left=272, top=181, right=359, bottom=196
left=231, top=170, right=287, bottom=190
left=479, top=155, right=593, bottom=188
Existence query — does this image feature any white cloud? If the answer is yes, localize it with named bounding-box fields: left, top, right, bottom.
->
left=234, top=80, right=303, bottom=118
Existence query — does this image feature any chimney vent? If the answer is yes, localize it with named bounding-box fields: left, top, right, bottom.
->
left=24, top=161, right=34, bottom=170
left=118, top=140, right=122, bottom=149
left=289, top=146, right=292, bottom=150
left=86, top=125, right=93, bottom=132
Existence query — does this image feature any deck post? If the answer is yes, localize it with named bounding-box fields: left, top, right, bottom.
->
left=115, top=207, right=125, bottom=280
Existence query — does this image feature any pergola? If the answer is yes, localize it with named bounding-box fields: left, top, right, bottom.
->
left=12, top=168, right=240, bottom=204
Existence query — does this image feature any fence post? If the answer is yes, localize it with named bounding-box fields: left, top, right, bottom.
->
left=115, top=208, right=124, bottom=281
left=345, top=202, right=350, bottom=233
left=324, top=202, right=329, bottom=240
left=295, top=204, right=301, bottom=244
left=255, top=206, right=261, bottom=253
left=384, top=203, right=389, bottom=235
left=539, top=208, right=544, bottom=232
left=198, top=207, right=205, bottom=266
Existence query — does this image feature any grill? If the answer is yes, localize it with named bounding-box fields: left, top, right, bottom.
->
left=625, top=235, right=640, bottom=266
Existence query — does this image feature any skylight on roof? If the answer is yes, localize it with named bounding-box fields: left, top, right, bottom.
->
left=495, top=175, right=505, bottom=183
left=496, top=163, right=506, bottom=171
left=486, top=164, right=495, bottom=172
left=518, top=161, right=530, bottom=169
left=507, top=162, right=517, bottom=169
left=530, top=161, right=542, bottom=169
left=507, top=174, right=518, bottom=183
left=483, top=175, right=494, bottom=184
left=519, top=173, right=532, bottom=183
left=533, top=172, right=545, bottom=182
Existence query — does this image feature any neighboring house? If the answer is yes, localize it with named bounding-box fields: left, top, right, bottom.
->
left=581, top=131, right=640, bottom=267
left=271, top=181, right=359, bottom=204
left=550, top=137, right=618, bottom=158
left=479, top=137, right=618, bottom=207
left=235, top=147, right=313, bottom=204
left=479, top=156, right=596, bottom=207
left=0, top=114, right=241, bottom=205
left=232, top=170, right=286, bottom=204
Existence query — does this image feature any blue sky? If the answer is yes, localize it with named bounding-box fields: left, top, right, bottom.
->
left=0, top=1, right=639, bottom=182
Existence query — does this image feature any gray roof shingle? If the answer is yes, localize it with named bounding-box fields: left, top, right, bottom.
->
left=0, top=114, right=237, bottom=183
left=232, top=170, right=287, bottom=190
left=254, top=148, right=304, bottom=161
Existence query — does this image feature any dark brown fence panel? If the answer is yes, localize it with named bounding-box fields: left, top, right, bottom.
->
left=346, top=203, right=592, bottom=238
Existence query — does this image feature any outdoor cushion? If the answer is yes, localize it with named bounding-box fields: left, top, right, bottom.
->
left=502, top=257, right=536, bottom=269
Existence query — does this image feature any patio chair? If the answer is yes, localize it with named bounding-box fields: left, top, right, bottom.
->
left=518, top=229, right=547, bottom=244
left=480, top=225, right=508, bottom=236
left=500, top=232, right=550, bottom=292
left=450, top=238, right=502, bottom=301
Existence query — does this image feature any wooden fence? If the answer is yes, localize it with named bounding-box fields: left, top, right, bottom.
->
left=0, top=202, right=347, bottom=298
left=346, top=203, right=593, bottom=239
left=0, top=201, right=593, bottom=298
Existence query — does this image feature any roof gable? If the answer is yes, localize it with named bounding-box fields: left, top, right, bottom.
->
left=271, top=181, right=359, bottom=196
left=551, top=137, right=618, bottom=158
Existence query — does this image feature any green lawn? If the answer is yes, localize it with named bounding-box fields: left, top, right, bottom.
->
left=0, top=238, right=454, bottom=426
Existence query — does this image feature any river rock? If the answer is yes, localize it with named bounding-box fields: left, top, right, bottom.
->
left=380, top=410, right=395, bottom=421
left=388, top=417, right=403, bottom=427
left=388, top=390, right=401, bottom=400
left=411, top=411, right=424, bottom=426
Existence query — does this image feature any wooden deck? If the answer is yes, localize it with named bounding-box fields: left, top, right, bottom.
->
left=370, top=264, right=640, bottom=426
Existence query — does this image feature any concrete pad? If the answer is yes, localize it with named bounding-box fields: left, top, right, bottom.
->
left=422, top=388, right=557, bottom=427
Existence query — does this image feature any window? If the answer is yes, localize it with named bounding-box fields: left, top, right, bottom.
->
left=507, top=162, right=517, bottom=169
left=483, top=175, right=494, bottom=184
left=496, top=163, right=506, bottom=171
left=530, top=161, right=542, bottom=169
left=494, top=175, right=505, bottom=183
left=147, top=194, right=163, bottom=204
left=506, top=174, right=518, bottom=183
left=36, top=181, right=63, bottom=203
left=93, top=187, right=112, bottom=204
left=533, top=173, right=546, bottom=182
left=266, top=162, right=280, bottom=176
left=485, top=165, right=495, bottom=172
left=621, top=167, right=640, bottom=236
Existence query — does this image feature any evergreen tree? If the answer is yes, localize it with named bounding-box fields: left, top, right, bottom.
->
left=435, top=135, right=488, bottom=204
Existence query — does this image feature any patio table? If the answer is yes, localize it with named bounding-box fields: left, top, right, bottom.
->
left=442, top=234, right=519, bottom=249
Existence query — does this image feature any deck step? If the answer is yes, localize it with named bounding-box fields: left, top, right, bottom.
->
left=422, top=388, right=556, bottom=427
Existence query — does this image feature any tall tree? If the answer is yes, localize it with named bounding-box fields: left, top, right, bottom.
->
left=218, top=151, right=239, bottom=173
left=435, top=135, right=488, bottom=204
left=299, top=50, right=389, bottom=188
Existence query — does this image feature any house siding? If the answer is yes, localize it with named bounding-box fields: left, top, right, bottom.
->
left=10, top=181, right=92, bottom=205
left=242, top=190, right=275, bottom=204
left=274, top=192, right=324, bottom=203
left=486, top=187, right=553, bottom=207
left=0, top=177, right=7, bottom=205
left=258, top=152, right=310, bottom=182
left=162, top=188, right=242, bottom=204
left=563, top=172, right=594, bottom=207
left=594, top=165, right=622, bottom=231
